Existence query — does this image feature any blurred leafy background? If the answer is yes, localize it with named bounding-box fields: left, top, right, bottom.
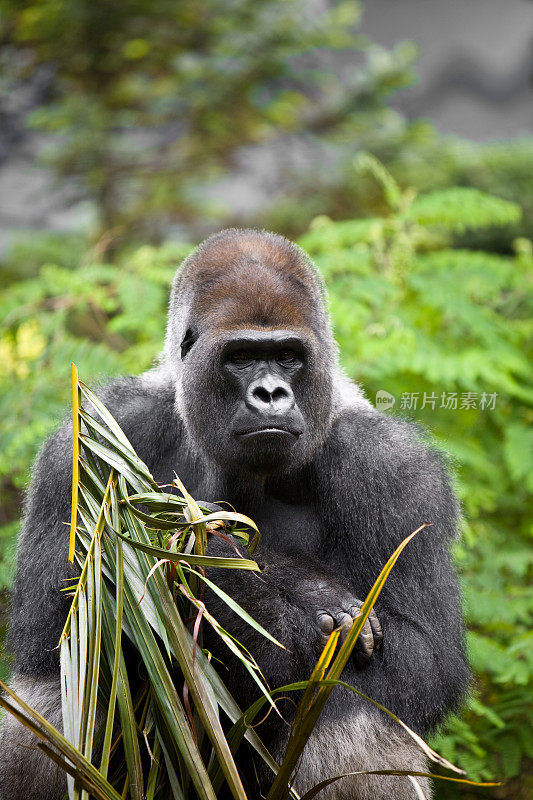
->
left=0, top=1, right=531, bottom=797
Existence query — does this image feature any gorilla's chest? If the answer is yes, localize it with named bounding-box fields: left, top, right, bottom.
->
left=151, top=447, right=323, bottom=557
left=250, top=498, right=323, bottom=558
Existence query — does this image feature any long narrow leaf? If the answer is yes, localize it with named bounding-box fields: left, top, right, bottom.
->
left=100, top=532, right=124, bottom=779
left=298, top=770, right=501, bottom=799
left=129, top=538, right=249, bottom=799
left=79, top=407, right=156, bottom=487
left=115, top=530, right=260, bottom=570
left=104, top=539, right=220, bottom=800
left=79, top=436, right=149, bottom=493
left=173, top=473, right=208, bottom=558
left=69, top=363, right=81, bottom=563
left=78, top=381, right=143, bottom=460
left=292, top=629, right=339, bottom=731
left=101, top=589, right=144, bottom=800
left=113, top=484, right=249, bottom=798
left=184, top=566, right=285, bottom=649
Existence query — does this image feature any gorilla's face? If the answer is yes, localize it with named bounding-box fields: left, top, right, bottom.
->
left=180, top=327, right=332, bottom=475
left=221, top=329, right=307, bottom=471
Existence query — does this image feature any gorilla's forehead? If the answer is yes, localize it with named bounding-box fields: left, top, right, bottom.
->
left=175, top=228, right=329, bottom=337
left=194, top=272, right=314, bottom=331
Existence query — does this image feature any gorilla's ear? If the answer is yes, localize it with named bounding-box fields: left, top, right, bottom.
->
left=181, top=327, right=198, bottom=359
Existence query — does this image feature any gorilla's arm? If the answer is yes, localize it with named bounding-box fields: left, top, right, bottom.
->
left=205, top=538, right=376, bottom=702
left=0, top=424, right=75, bottom=800
left=313, top=409, right=471, bottom=734
left=6, top=424, right=74, bottom=676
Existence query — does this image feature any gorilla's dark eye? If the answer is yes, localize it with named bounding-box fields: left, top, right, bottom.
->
left=230, top=350, right=254, bottom=366
left=181, top=327, right=197, bottom=359
left=277, top=349, right=297, bottom=366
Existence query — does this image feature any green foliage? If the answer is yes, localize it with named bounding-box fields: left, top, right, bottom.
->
left=0, top=231, right=88, bottom=285
left=389, top=134, right=533, bottom=252
left=408, top=187, right=522, bottom=233
left=266, top=118, right=533, bottom=248
left=301, top=162, right=533, bottom=798
left=410, top=136, right=533, bottom=249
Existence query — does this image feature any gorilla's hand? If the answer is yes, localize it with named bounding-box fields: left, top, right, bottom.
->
left=202, top=521, right=383, bottom=667
left=314, top=590, right=382, bottom=667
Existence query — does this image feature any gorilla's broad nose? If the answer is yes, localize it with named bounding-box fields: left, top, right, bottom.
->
left=246, top=376, right=294, bottom=414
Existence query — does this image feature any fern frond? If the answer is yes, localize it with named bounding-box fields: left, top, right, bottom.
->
left=408, top=188, right=521, bottom=233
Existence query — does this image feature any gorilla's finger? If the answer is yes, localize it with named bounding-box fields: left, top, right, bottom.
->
left=317, top=611, right=335, bottom=647
left=348, top=604, right=382, bottom=653
left=358, top=619, right=375, bottom=653
left=351, top=617, right=374, bottom=667
left=369, top=609, right=383, bottom=650
left=317, top=612, right=334, bottom=633
left=335, top=612, right=354, bottom=644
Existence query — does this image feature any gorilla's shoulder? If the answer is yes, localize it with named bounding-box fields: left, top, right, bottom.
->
left=329, top=405, right=449, bottom=463
left=312, top=408, right=459, bottom=551
left=97, top=370, right=178, bottom=462
left=321, top=406, right=457, bottom=506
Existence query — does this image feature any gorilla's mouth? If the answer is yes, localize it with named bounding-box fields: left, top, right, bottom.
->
left=236, top=426, right=302, bottom=439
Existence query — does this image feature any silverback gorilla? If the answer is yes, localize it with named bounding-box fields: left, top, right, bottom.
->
left=0, top=229, right=469, bottom=799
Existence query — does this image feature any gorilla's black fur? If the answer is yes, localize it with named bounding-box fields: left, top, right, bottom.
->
left=0, top=229, right=470, bottom=800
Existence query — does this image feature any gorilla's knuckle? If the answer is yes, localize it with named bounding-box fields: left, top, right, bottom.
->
left=317, top=611, right=335, bottom=632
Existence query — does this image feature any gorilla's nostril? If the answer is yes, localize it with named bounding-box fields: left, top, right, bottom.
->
left=272, top=387, right=287, bottom=402
left=253, top=386, right=271, bottom=404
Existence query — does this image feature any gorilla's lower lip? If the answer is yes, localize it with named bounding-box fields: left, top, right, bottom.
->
left=236, top=427, right=301, bottom=439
